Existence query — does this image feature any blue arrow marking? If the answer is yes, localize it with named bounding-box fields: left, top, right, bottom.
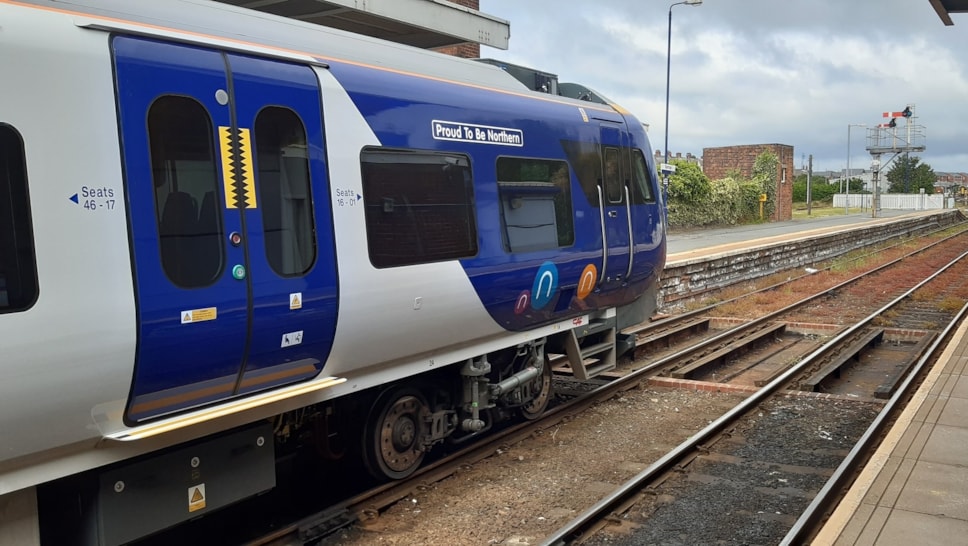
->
left=69, top=193, right=78, bottom=204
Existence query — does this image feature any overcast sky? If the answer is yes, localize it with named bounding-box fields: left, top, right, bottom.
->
left=480, top=0, right=968, bottom=175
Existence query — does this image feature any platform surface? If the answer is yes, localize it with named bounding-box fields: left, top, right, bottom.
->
left=812, top=316, right=968, bottom=545
left=667, top=209, right=921, bottom=259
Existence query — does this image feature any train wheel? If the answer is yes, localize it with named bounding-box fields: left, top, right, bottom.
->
left=520, top=353, right=553, bottom=420
left=362, top=387, right=429, bottom=480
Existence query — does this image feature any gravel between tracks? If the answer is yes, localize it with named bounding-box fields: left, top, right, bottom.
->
left=586, top=396, right=882, bottom=546
left=316, top=387, right=747, bottom=546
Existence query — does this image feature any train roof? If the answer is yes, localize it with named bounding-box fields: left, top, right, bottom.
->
left=10, top=0, right=623, bottom=115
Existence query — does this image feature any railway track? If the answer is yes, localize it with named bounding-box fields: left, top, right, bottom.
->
left=543, top=248, right=968, bottom=545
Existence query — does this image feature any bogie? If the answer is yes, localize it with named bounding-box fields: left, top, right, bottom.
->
left=362, top=386, right=432, bottom=480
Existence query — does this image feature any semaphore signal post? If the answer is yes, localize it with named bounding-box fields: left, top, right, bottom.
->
left=866, top=104, right=926, bottom=217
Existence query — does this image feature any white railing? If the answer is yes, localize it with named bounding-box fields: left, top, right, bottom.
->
left=832, top=193, right=954, bottom=210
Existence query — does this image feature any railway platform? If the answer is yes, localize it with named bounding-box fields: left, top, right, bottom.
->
left=666, top=209, right=924, bottom=258
left=812, top=315, right=968, bottom=545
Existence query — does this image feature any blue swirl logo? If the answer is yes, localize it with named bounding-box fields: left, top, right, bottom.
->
left=531, top=261, right=559, bottom=310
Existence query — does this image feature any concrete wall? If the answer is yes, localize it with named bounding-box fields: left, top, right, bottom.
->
left=659, top=210, right=966, bottom=307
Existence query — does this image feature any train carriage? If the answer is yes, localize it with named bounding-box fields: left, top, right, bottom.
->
left=0, top=1, right=666, bottom=543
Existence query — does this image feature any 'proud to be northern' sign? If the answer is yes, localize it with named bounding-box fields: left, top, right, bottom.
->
left=431, top=120, right=524, bottom=147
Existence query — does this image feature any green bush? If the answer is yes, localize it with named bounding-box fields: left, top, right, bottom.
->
left=663, top=151, right=780, bottom=228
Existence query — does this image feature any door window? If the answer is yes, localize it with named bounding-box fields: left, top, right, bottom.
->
left=254, top=107, right=317, bottom=277
left=631, top=149, right=657, bottom=204
left=0, top=124, right=37, bottom=312
left=147, top=96, right=224, bottom=288
left=604, top=147, right=623, bottom=203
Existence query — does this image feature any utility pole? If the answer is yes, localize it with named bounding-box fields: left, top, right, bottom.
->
left=806, top=154, right=813, bottom=216
left=872, top=155, right=881, bottom=217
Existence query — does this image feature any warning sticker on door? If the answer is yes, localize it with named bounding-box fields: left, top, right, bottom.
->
left=181, top=307, right=217, bottom=324
left=290, top=292, right=302, bottom=310
left=188, top=484, right=206, bottom=512
left=281, top=331, right=304, bottom=348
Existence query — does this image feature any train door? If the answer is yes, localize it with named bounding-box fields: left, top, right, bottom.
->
left=113, top=37, right=338, bottom=422
left=600, top=124, right=632, bottom=286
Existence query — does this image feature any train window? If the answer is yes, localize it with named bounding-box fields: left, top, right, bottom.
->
left=496, top=157, right=574, bottom=252
left=560, top=139, right=602, bottom=207
left=631, top=149, right=657, bottom=204
left=0, top=124, right=38, bottom=313
left=360, top=148, right=477, bottom=268
left=147, top=96, right=224, bottom=288
left=604, top=147, right=623, bottom=203
left=254, top=107, right=316, bottom=277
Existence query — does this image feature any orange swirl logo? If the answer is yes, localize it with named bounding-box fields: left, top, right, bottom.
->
left=577, top=264, right=597, bottom=300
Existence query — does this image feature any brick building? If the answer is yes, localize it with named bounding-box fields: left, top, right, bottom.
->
left=703, top=144, right=794, bottom=222
left=935, top=172, right=968, bottom=185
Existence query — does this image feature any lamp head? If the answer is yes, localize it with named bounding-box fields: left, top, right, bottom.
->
left=685, top=0, right=703, bottom=4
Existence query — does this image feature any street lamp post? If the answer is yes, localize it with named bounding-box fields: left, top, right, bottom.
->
left=663, top=0, right=703, bottom=214
left=845, top=123, right=866, bottom=214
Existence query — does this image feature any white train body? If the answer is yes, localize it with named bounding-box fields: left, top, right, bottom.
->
left=0, top=1, right=666, bottom=543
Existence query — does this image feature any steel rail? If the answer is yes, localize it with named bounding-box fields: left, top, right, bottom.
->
left=542, top=248, right=968, bottom=545
left=780, top=302, right=968, bottom=544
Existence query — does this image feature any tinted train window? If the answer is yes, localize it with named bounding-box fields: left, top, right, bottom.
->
left=0, top=125, right=38, bottom=312
left=496, top=157, right=574, bottom=252
left=360, top=149, right=477, bottom=268
left=631, top=150, right=656, bottom=203
left=561, top=139, right=602, bottom=207
left=254, top=107, right=316, bottom=277
left=147, top=96, right=224, bottom=288
left=604, top=147, right=623, bottom=203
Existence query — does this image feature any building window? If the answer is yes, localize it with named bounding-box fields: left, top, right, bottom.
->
left=0, top=124, right=38, bottom=312
left=361, top=148, right=477, bottom=268
left=254, top=107, right=316, bottom=277
left=496, top=157, right=574, bottom=252
left=631, top=150, right=657, bottom=204
left=148, top=96, right=224, bottom=288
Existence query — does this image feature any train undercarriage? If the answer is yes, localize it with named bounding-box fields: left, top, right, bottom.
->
left=302, top=338, right=554, bottom=480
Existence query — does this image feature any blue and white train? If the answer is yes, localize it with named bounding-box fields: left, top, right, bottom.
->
left=0, top=0, right=666, bottom=543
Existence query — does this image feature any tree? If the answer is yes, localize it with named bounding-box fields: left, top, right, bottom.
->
left=662, top=160, right=713, bottom=227
left=665, top=160, right=711, bottom=205
left=846, top=177, right=866, bottom=193
left=792, top=173, right=833, bottom=202
left=886, top=155, right=936, bottom=194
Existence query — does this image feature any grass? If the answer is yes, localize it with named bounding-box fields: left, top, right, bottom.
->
left=792, top=204, right=866, bottom=219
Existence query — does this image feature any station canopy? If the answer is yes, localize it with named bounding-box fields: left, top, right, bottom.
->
left=216, top=0, right=509, bottom=49
left=930, top=0, right=968, bottom=25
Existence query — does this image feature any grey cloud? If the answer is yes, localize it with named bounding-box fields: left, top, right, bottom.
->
left=483, top=0, right=968, bottom=172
